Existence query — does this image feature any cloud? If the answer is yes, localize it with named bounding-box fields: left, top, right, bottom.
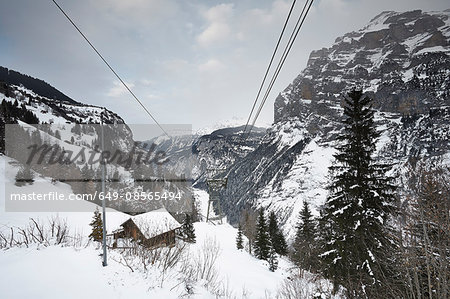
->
left=140, top=79, right=155, bottom=86
left=197, top=4, right=234, bottom=47
left=147, top=94, right=160, bottom=100
left=197, top=23, right=232, bottom=47
left=233, top=0, right=292, bottom=48
left=246, top=0, right=290, bottom=25
left=92, top=0, right=178, bottom=26
left=204, top=3, right=234, bottom=22
left=198, top=59, right=225, bottom=72
left=162, top=59, right=190, bottom=74
left=107, top=80, right=135, bottom=97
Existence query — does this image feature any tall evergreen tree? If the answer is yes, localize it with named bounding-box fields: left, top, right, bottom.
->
left=89, top=207, right=103, bottom=242
left=268, top=211, right=288, bottom=256
left=293, top=200, right=318, bottom=271
left=181, top=213, right=196, bottom=243
left=268, top=238, right=279, bottom=272
left=236, top=223, right=244, bottom=250
left=318, top=90, right=398, bottom=297
left=254, top=209, right=270, bottom=260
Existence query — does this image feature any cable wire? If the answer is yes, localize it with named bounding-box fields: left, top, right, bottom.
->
left=246, top=0, right=314, bottom=139
left=243, top=0, right=297, bottom=135
left=250, top=0, right=312, bottom=129
left=51, top=0, right=169, bottom=136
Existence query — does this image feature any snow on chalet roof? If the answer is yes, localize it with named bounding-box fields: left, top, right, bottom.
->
left=121, top=208, right=180, bottom=239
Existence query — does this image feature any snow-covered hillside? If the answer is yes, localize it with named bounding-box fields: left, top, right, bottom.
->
left=0, top=222, right=339, bottom=299
left=1, top=81, right=193, bottom=215
left=0, top=156, right=339, bottom=298
left=2, top=83, right=125, bottom=125
left=0, top=155, right=129, bottom=232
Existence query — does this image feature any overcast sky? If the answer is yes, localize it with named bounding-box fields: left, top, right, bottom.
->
left=0, top=0, right=448, bottom=136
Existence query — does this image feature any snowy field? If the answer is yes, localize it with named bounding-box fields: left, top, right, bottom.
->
left=0, top=222, right=326, bottom=299
left=0, top=155, right=337, bottom=298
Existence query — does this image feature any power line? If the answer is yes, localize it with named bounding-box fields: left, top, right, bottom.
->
left=243, top=0, right=297, bottom=135
left=246, top=0, right=314, bottom=139
left=250, top=0, right=312, bottom=130
left=251, top=0, right=314, bottom=131
left=51, top=0, right=169, bottom=137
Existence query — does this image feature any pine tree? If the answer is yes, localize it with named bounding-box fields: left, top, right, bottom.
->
left=268, top=239, right=278, bottom=272
left=89, top=207, right=103, bottom=242
left=71, top=123, right=81, bottom=135
left=182, top=213, right=196, bottom=243
left=236, top=223, right=244, bottom=250
left=254, top=209, right=270, bottom=260
left=318, top=90, right=398, bottom=297
left=268, top=211, right=288, bottom=255
left=293, top=200, right=317, bottom=271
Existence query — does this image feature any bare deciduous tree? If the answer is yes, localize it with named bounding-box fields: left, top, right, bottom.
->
left=401, top=161, right=449, bottom=299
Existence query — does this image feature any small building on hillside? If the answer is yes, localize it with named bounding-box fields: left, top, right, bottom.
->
left=112, top=208, right=181, bottom=249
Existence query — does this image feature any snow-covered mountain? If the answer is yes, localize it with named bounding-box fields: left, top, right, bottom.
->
left=128, top=10, right=450, bottom=239
left=0, top=75, right=126, bottom=125
left=0, top=70, right=191, bottom=215
left=275, top=9, right=450, bottom=121
left=220, top=9, right=450, bottom=239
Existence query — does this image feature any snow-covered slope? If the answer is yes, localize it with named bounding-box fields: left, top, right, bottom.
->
left=0, top=172, right=339, bottom=298
left=0, top=155, right=129, bottom=235
left=0, top=223, right=336, bottom=299
left=1, top=79, right=194, bottom=215
left=2, top=82, right=125, bottom=125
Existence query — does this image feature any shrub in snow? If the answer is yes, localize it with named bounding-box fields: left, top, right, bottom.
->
left=14, top=165, right=34, bottom=186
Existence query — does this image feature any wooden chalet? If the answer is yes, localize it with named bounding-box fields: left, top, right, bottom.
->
left=112, top=208, right=181, bottom=249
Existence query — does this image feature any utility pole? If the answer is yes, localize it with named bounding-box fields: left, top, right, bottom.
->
left=205, top=168, right=227, bottom=224
left=101, top=109, right=107, bottom=267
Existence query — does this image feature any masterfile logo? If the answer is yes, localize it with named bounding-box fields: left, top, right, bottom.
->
left=4, top=123, right=194, bottom=213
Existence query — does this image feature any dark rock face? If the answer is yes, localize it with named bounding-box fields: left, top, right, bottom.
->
left=220, top=10, right=450, bottom=236
left=275, top=10, right=449, bottom=123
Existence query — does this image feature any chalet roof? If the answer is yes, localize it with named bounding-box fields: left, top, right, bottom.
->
left=120, top=208, right=180, bottom=239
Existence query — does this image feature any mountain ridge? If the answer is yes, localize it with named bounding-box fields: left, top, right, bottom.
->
left=0, top=66, right=79, bottom=105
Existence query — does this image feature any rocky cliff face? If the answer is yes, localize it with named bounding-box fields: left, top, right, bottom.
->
left=275, top=10, right=449, bottom=122
left=221, top=10, right=450, bottom=238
